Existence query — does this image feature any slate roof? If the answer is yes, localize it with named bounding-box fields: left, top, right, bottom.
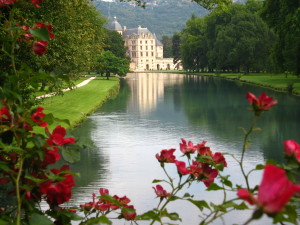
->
left=110, top=17, right=122, bottom=31
left=122, top=27, right=152, bottom=37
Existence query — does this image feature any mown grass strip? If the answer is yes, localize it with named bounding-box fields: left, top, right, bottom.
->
left=39, top=77, right=119, bottom=130
left=150, top=71, right=300, bottom=95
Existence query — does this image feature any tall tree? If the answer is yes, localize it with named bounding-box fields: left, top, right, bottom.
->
left=261, top=0, right=300, bottom=75
left=96, top=51, right=130, bottom=79
left=172, top=32, right=182, bottom=66
left=104, top=29, right=126, bottom=58
left=161, top=35, right=173, bottom=58
left=181, top=16, right=207, bottom=71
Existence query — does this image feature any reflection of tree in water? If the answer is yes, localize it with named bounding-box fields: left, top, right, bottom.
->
left=99, top=79, right=131, bottom=113
left=68, top=118, right=109, bottom=191
left=179, top=75, right=300, bottom=162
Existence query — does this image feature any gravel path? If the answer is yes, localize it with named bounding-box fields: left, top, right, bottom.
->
left=36, top=76, right=96, bottom=99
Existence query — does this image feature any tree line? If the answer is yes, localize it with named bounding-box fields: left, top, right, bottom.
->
left=0, top=0, right=129, bottom=99
left=162, top=0, right=299, bottom=75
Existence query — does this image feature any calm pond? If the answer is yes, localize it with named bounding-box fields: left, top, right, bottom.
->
left=69, top=73, right=300, bottom=224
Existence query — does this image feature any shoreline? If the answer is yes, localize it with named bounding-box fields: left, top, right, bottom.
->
left=134, top=71, right=300, bottom=96
left=39, top=76, right=120, bottom=130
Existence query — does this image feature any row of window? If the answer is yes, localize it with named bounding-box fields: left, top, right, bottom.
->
left=131, top=40, right=154, bottom=45
left=131, top=46, right=154, bottom=51
left=131, top=52, right=155, bottom=57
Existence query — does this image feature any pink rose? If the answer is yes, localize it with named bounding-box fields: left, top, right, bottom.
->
left=238, top=164, right=300, bottom=214
left=246, top=92, right=277, bottom=112
left=156, top=148, right=176, bottom=163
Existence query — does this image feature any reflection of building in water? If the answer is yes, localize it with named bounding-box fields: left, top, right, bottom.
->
left=126, top=73, right=184, bottom=115
left=110, top=17, right=182, bottom=71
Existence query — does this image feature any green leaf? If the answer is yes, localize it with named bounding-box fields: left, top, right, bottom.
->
left=152, top=179, right=163, bottom=183
left=187, top=199, right=210, bottom=211
left=183, top=193, right=193, bottom=198
left=220, top=176, right=232, bottom=188
left=61, top=146, right=81, bottom=163
left=210, top=203, right=226, bottom=212
left=0, top=162, right=12, bottom=172
left=29, top=27, right=50, bottom=41
left=206, top=183, right=223, bottom=191
left=161, top=209, right=182, bottom=221
left=98, top=194, right=120, bottom=206
left=28, top=213, right=53, bottom=225
left=0, top=219, right=10, bottom=225
left=82, top=216, right=112, bottom=225
left=136, top=210, right=160, bottom=221
left=255, top=164, right=265, bottom=170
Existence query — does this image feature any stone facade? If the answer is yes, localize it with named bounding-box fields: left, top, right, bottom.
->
left=110, top=17, right=180, bottom=71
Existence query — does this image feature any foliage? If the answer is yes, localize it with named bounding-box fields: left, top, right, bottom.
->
left=93, top=0, right=208, bottom=39
left=96, top=51, right=130, bottom=79
left=103, top=29, right=127, bottom=58
left=180, top=2, right=275, bottom=73
left=260, top=0, right=300, bottom=75
left=161, top=35, right=173, bottom=58
left=0, top=0, right=107, bottom=98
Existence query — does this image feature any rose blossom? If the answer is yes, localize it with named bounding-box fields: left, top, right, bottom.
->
left=237, top=164, right=300, bottom=214
left=213, top=152, right=227, bottom=167
left=246, top=92, right=277, bottom=112
left=121, top=205, right=136, bottom=221
left=284, top=140, right=300, bottom=163
left=197, top=141, right=213, bottom=157
left=47, top=125, right=75, bottom=146
left=180, top=138, right=197, bottom=154
left=33, top=40, right=48, bottom=56
left=31, top=106, right=48, bottom=127
left=153, top=184, right=171, bottom=198
left=40, top=165, right=75, bottom=205
left=155, top=148, right=176, bottom=163
left=0, top=105, right=11, bottom=121
left=31, top=0, right=44, bottom=8
left=175, top=160, right=191, bottom=175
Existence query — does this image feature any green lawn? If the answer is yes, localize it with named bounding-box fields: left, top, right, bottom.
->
left=38, top=77, right=119, bottom=130
left=148, top=71, right=300, bottom=95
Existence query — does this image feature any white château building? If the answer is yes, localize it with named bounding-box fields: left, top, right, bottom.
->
left=110, top=17, right=180, bottom=71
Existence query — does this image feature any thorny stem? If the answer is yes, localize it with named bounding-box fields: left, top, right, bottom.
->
left=150, top=177, right=190, bottom=225
left=162, top=166, right=173, bottom=187
left=15, top=156, right=24, bottom=225
left=239, top=115, right=259, bottom=190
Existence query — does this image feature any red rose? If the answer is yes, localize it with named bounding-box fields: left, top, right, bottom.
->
left=31, top=106, right=48, bottom=127
left=175, top=160, right=191, bottom=175
left=153, top=185, right=171, bottom=198
left=47, top=125, right=75, bottom=146
left=238, top=164, right=300, bottom=214
left=246, top=92, right=277, bottom=113
left=121, top=205, right=136, bottom=221
left=180, top=138, right=197, bottom=154
left=155, top=148, right=176, bottom=163
left=33, top=40, right=48, bottom=56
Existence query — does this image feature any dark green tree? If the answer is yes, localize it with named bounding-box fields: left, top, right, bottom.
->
left=104, top=29, right=126, bottom=58
left=161, top=35, right=173, bottom=58
left=96, top=51, right=130, bottom=79
left=181, top=16, right=207, bottom=72
left=261, top=0, right=300, bottom=75
left=172, top=32, right=182, bottom=67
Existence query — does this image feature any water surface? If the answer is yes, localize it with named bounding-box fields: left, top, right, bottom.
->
left=69, top=73, right=300, bottom=224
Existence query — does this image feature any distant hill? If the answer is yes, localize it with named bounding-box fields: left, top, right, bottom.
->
left=93, top=0, right=208, bottom=39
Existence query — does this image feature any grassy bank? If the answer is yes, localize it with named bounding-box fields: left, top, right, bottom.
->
left=146, top=71, right=300, bottom=95
left=39, top=77, right=119, bottom=130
